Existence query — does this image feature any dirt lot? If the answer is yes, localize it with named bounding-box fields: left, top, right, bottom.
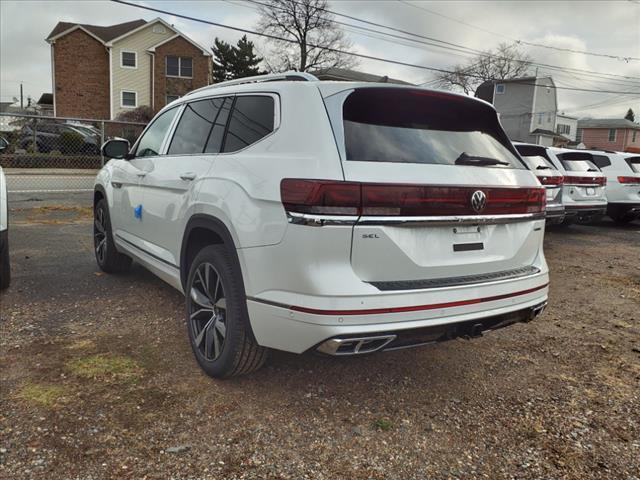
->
left=1, top=206, right=638, bottom=480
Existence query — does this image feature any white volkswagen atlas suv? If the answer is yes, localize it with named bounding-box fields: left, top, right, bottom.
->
left=545, top=147, right=608, bottom=225
left=94, top=72, right=549, bottom=378
left=585, top=151, right=640, bottom=224
left=513, top=143, right=565, bottom=225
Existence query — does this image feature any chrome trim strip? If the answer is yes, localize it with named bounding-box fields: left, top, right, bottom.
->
left=357, top=212, right=545, bottom=226
left=286, top=211, right=358, bottom=226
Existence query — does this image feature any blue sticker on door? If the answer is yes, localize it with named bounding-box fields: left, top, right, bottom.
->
left=134, top=204, right=142, bottom=220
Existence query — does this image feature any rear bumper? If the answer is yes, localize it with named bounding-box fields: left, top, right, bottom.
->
left=545, top=204, right=565, bottom=224
left=316, top=301, right=547, bottom=355
left=564, top=204, right=607, bottom=223
left=246, top=271, right=549, bottom=353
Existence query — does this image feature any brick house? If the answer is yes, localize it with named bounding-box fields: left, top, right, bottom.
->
left=46, top=18, right=211, bottom=120
left=577, top=119, right=640, bottom=153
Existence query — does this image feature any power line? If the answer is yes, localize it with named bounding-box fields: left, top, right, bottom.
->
left=398, top=0, right=640, bottom=62
left=242, top=0, right=640, bottom=86
left=110, top=0, right=640, bottom=95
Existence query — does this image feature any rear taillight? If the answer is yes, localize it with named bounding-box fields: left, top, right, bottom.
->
left=564, top=176, right=607, bottom=186
left=539, top=175, right=564, bottom=186
left=617, top=176, right=640, bottom=184
left=281, top=179, right=546, bottom=217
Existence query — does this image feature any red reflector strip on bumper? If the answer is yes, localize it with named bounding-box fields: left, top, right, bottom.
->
left=289, top=283, right=549, bottom=316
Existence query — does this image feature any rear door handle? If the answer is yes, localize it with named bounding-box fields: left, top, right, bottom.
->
left=180, top=172, right=197, bottom=181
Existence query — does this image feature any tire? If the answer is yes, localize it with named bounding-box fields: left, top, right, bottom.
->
left=185, top=245, right=268, bottom=378
left=0, top=229, right=10, bottom=290
left=93, top=198, right=132, bottom=273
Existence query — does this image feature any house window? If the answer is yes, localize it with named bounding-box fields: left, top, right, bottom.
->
left=557, top=124, right=571, bottom=135
left=121, top=51, right=137, bottom=69
left=166, top=56, right=193, bottom=78
left=152, top=24, right=166, bottom=34
left=608, top=128, right=616, bottom=142
left=495, top=84, right=505, bottom=94
left=633, top=130, right=637, bottom=142
left=121, top=91, right=137, bottom=108
left=537, top=113, right=543, bottom=125
left=166, top=94, right=180, bottom=104
left=576, top=128, right=582, bottom=142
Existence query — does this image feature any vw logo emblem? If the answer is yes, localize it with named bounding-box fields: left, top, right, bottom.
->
left=471, top=190, right=487, bottom=213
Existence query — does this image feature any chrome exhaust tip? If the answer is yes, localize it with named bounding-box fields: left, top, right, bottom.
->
left=316, top=335, right=397, bottom=356
left=528, top=301, right=547, bottom=321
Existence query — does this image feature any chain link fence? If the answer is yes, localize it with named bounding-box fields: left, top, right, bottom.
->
left=0, top=113, right=146, bottom=194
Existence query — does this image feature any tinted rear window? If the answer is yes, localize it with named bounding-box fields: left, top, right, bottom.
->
left=556, top=152, right=600, bottom=172
left=342, top=88, right=523, bottom=169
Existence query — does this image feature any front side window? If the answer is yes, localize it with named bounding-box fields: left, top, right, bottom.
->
left=608, top=128, right=616, bottom=142
left=342, top=88, right=524, bottom=169
left=121, top=51, right=136, bottom=68
left=168, top=97, right=232, bottom=155
left=166, top=56, right=193, bottom=78
left=121, top=91, right=137, bottom=108
left=222, top=96, right=275, bottom=153
left=134, top=107, right=178, bottom=157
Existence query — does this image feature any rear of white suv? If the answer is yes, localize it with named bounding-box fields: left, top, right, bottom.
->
left=546, top=147, right=608, bottom=224
left=513, top=143, right=565, bottom=225
left=587, top=151, right=640, bottom=223
left=94, top=74, right=549, bottom=378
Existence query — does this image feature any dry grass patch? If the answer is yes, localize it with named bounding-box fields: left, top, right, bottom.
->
left=18, top=383, right=67, bottom=407
left=67, top=354, right=143, bottom=381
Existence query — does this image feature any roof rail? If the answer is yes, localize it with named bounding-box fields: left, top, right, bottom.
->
left=185, top=71, right=318, bottom=97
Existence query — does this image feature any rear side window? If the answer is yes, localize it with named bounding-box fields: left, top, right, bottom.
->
left=169, top=97, right=233, bottom=154
left=135, top=107, right=178, bottom=157
left=590, top=155, right=611, bottom=169
left=223, top=96, right=275, bottom=153
left=342, top=88, right=523, bottom=169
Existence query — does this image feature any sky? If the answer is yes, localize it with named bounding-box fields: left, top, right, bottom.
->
left=1, top=0, right=639, bottom=119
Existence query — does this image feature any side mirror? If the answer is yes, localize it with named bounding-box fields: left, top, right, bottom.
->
left=101, top=138, right=131, bottom=159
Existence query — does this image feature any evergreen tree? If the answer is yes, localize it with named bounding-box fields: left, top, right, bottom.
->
left=625, top=108, right=635, bottom=122
left=232, top=36, right=263, bottom=78
left=211, top=38, right=236, bottom=83
left=211, top=35, right=263, bottom=83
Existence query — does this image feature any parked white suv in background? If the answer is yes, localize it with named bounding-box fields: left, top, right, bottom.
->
left=95, top=72, right=549, bottom=378
left=0, top=165, right=9, bottom=290
left=546, top=147, right=608, bottom=225
left=513, top=143, right=565, bottom=225
left=586, top=151, right=640, bottom=223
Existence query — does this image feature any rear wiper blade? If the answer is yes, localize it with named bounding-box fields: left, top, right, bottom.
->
left=587, top=168, right=599, bottom=172
left=536, top=165, right=551, bottom=170
left=455, top=152, right=510, bottom=166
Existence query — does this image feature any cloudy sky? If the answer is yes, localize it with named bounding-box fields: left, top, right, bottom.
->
left=1, top=0, right=639, bottom=118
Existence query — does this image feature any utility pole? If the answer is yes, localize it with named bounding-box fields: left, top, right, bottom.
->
left=20, top=82, right=23, bottom=109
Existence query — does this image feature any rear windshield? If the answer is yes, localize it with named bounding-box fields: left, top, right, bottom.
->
left=521, top=155, right=557, bottom=171
left=342, top=88, right=524, bottom=169
left=556, top=152, right=600, bottom=172
left=626, top=156, right=640, bottom=173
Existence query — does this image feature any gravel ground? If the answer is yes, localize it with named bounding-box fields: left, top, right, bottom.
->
left=0, top=207, right=638, bottom=479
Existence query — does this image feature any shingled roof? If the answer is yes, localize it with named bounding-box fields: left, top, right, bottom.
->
left=46, top=19, right=147, bottom=43
left=577, top=118, right=640, bottom=130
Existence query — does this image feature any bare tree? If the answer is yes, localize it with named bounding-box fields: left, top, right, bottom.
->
left=257, top=0, right=356, bottom=72
left=436, top=43, right=533, bottom=95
